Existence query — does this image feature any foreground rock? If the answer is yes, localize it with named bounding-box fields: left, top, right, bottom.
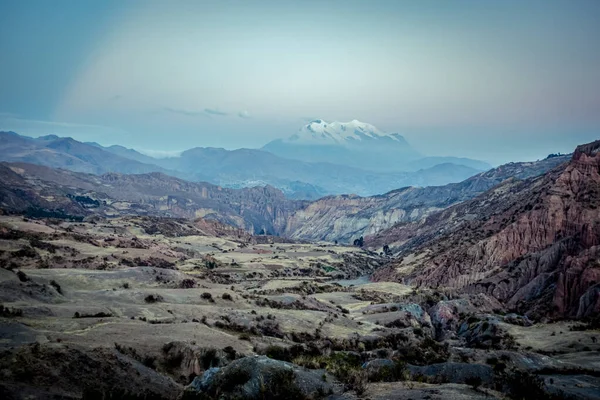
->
left=181, top=355, right=340, bottom=399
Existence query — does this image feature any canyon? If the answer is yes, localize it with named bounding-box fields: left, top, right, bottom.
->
left=0, top=141, right=599, bottom=400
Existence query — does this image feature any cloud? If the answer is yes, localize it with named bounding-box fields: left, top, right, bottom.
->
left=238, top=110, right=251, bottom=119
left=109, top=94, right=123, bottom=102
left=204, top=108, right=228, bottom=116
left=163, top=106, right=229, bottom=117
left=162, top=107, right=207, bottom=117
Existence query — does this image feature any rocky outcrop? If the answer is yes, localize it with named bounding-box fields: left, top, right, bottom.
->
left=428, top=295, right=503, bottom=340
left=285, top=155, right=570, bottom=243
left=370, top=141, right=600, bottom=319
left=182, top=355, right=339, bottom=399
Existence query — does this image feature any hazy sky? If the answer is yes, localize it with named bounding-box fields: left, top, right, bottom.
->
left=1, top=0, right=599, bottom=164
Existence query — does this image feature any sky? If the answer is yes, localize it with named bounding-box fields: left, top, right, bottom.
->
left=1, top=0, right=599, bottom=164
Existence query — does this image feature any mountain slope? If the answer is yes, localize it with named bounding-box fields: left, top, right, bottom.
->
left=284, top=155, right=570, bottom=243
left=369, top=141, right=600, bottom=319
left=0, top=162, right=305, bottom=234
left=86, top=142, right=165, bottom=166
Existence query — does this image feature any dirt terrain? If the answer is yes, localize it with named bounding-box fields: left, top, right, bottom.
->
left=1, top=215, right=599, bottom=399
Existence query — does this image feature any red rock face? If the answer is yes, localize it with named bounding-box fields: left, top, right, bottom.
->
left=372, top=141, right=600, bottom=319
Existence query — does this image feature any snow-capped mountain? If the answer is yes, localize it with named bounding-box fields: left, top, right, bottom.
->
left=285, top=119, right=408, bottom=146
left=263, top=119, right=421, bottom=171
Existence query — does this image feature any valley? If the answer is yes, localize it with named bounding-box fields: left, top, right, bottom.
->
left=0, top=141, right=599, bottom=399
left=3, top=2, right=599, bottom=399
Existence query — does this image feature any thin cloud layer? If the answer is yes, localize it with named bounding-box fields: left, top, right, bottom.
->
left=204, top=108, right=228, bottom=116
left=163, top=107, right=207, bottom=117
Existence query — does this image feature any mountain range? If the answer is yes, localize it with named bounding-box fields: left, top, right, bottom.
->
left=263, top=119, right=491, bottom=172
left=0, top=121, right=490, bottom=199
left=0, top=152, right=570, bottom=243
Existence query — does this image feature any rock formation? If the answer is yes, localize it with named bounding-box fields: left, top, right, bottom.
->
left=370, top=141, right=600, bottom=319
left=284, top=155, right=569, bottom=243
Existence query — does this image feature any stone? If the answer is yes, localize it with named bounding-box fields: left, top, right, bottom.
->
left=182, top=356, right=339, bottom=399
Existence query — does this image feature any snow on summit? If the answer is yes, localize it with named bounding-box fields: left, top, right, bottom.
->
left=286, top=119, right=405, bottom=145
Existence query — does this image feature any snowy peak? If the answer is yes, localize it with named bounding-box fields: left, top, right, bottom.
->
left=262, top=119, right=420, bottom=172
left=286, top=119, right=406, bottom=146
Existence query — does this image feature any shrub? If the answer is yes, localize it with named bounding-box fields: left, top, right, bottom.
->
left=505, top=370, right=549, bottom=400
left=16, top=270, right=30, bottom=282
left=239, top=333, right=251, bottom=341
left=466, top=376, right=482, bottom=389
left=395, top=337, right=449, bottom=365
left=0, top=304, right=23, bottom=317
left=73, top=311, right=113, bottom=318
left=14, top=246, right=38, bottom=258
left=50, top=280, right=63, bottom=294
left=144, top=294, right=164, bottom=303
left=346, top=369, right=368, bottom=395
left=263, top=345, right=292, bottom=362
left=179, top=279, right=196, bottom=289
left=222, top=293, right=233, bottom=301
left=368, top=359, right=407, bottom=382
left=486, top=356, right=498, bottom=365
left=200, top=348, right=219, bottom=369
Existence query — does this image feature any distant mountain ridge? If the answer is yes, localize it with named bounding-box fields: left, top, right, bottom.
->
left=0, top=131, right=181, bottom=177
left=0, top=131, right=484, bottom=199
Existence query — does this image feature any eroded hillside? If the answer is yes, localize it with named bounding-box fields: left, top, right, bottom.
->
left=284, top=155, right=570, bottom=243
left=370, top=142, right=600, bottom=320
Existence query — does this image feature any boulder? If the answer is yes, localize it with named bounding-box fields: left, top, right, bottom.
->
left=160, top=342, right=234, bottom=384
left=181, top=355, right=339, bottom=399
left=457, top=316, right=514, bottom=349
left=428, top=295, right=503, bottom=339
